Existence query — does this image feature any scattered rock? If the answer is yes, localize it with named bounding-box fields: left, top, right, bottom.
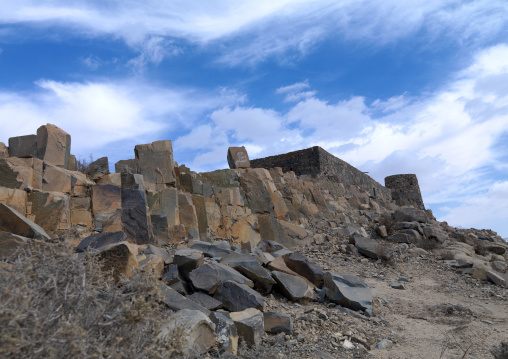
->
left=390, top=282, right=406, bottom=290
left=272, top=270, right=315, bottom=301
left=0, top=203, right=50, bottom=240
left=263, top=311, right=293, bottom=334
left=324, top=272, right=373, bottom=316
left=230, top=308, right=264, bottom=346
left=189, top=262, right=254, bottom=294
left=173, top=248, right=204, bottom=281
left=214, top=280, right=265, bottom=312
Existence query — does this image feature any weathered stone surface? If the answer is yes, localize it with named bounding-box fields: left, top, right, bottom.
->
left=486, top=270, right=507, bottom=287
left=209, top=312, right=239, bottom=355
left=394, top=221, right=423, bottom=234
left=28, top=191, right=70, bottom=234
left=188, top=292, right=224, bottom=310
left=148, top=187, right=179, bottom=226
left=263, top=311, right=293, bottom=334
left=393, top=207, right=429, bottom=223
left=279, top=220, right=308, bottom=239
left=388, top=233, right=413, bottom=244
left=160, top=285, right=210, bottom=315
left=239, top=169, right=275, bottom=215
left=120, top=172, right=145, bottom=191
left=0, top=231, right=29, bottom=258
left=68, top=154, right=77, bottom=171
left=214, top=280, right=265, bottom=312
left=422, top=226, right=448, bottom=243
left=376, top=225, right=388, bottom=238
left=0, top=187, right=27, bottom=215
left=385, top=174, right=425, bottom=210
left=92, top=184, right=121, bottom=214
left=173, top=247, right=204, bottom=281
left=231, top=215, right=261, bottom=247
left=398, top=229, right=422, bottom=243
left=258, top=214, right=299, bottom=248
left=257, top=240, right=286, bottom=254
left=189, top=262, right=254, bottom=294
left=121, top=188, right=152, bottom=245
left=485, top=243, right=506, bottom=255
left=283, top=252, right=325, bottom=287
left=0, top=158, right=34, bottom=190
left=70, top=196, right=92, bottom=227
left=8, top=134, right=38, bottom=158
left=97, top=173, right=121, bottom=186
left=135, top=140, right=175, bottom=188
left=88, top=156, right=109, bottom=181
left=0, top=142, right=8, bottom=159
left=41, top=164, right=72, bottom=193
left=97, top=241, right=139, bottom=280
left=115, top=159, right=136, bottom=174
left=0, top=203, right=50, bottom=240
left=272, top=270, right=315, bottom=301
left=161, top=264, right=180, bottom=285
left=227, top=146, right=250, bottom=169
left=230, top=308, right=264, bottom=346
left=191, top=240, right=232, bottom=258
left=159, top=309, right=216, bottom=357
left=138, top=253, right=165, bottom=276
left=492, top=261, right=507, bottom=273
left=36, top=124, right=71, bottom=168
left=324, top=272, right=373, bottom=316
left=354, top=237, right=382, bottom=259
left=221, top=252, right=276, bottom=294
left=76, top=231, right=127, bottom=251
left=151, top=214, right=169, bottom=243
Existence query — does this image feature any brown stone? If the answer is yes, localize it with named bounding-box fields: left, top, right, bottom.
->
left=8, top=134, right=38, bottom=158
left=115, top=159, right=136, bottom=174
left=0, top=203, right=50, bottom=240
left=0, top=187, right=27, bottom=215
left=149, top=188, right=179, bottom=226
left=97, top=241, right=139, bottom=280
left=135, top=140, right=175, bottom=188
left=28, top=191, right=70, bottom=235
left=227, top=146, right=250, bottom=169
left=20, top=158, right=44, bottom=190
left=230, top=308, right=264, bottom=346
left=231, top=215, right=261, bottom=247
left=88, top=156, right=109, bottom=181
left=92, top=184, right=121, bottom=215
left=96, top=173, right=122, bottom=186
left=0, top=158, right=34, bottom=190
left=68, top=154, right=77, bottom=171
left=41, top=164, right=72, bottom=193
left=263, top=311, right=293, bottom=334
left=36, top=124, right=71, bottom=168
left=0, top=231, right=29, bottom=258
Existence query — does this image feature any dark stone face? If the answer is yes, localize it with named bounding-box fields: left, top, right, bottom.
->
left=8, top=135, right=38, bottom=158
left=121, top=188, right=152, bottom=244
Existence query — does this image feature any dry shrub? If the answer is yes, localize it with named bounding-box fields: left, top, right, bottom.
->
left=378, top=213, right=395, bottom=235
left=76, top=154, right=94, bottom=176
left=0, top=242, right=184, bottom=359
left=491, top=341, right=508, bottom=359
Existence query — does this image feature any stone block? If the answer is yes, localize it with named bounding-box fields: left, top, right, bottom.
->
left=160, top=285, right=210, bottom=315
left=230, top=308, right=264, bottom=346
left=0, top=203, right=50, bottom=240
left=271, top=270, right=315, bottom=301
left=263, top=312, right=293, bottom=334
left=42, top=164, right=72, bottom=193
left=159, top=309, right=216, bottom=357
left=120, top=173, right=145, bottom=191
left=187, top=292, right=224, bottom=311
left=8, top=134, right=38, bottom=158
left=88, top=156, right=109, bottom=181
left=214, top=280, right=265, bottom=312
left=0, top=187, right=27, bottom=215
left=76, top=231, right=128, bottom=252
left=20, top=158, right=44, bottom=190
left=324, top=272, right=373, bottom=316
left=189, top=262, right=253, bottom=294
left=96, top=173, right=122, bottom=186
left=68, top=154, right=77, bottom=171
left=149, top=187, right=179, bottom=226
left=283, top=252, right=325, bottom=287
left=173, top=247, right=204, bottom=281
left=209, top=312, right=238, bottom=355
left=227, top=146, right=250, bottom=169
left=36, top=124, right=71, bottom=168
left=231, top=215, right=261, bottom=247
left=221, top=252, right=276, bottom=294
left=28, top=191, right=70, bottom=235
left=96, top=241, right=139, bottom=280
left=151, top=214, right=169, bottom=242
left=115, top=159, right=136, bottom=174
left=121, top=188, right=152, bottom=245
left=92, top=184, right=121, bottom=215
left=135, top=140, right=175, bottom=187
left=0, top=158, right=34, bottom=190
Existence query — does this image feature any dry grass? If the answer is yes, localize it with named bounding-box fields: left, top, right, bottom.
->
left=0, top=242, right=185, bottom=359
left=378, top=213, right=395, bottom=235
left=76, top=154, right=94, bottom=176
left=491, top=341, right=508, bottom=359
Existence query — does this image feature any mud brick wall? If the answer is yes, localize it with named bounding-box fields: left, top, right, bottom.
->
left=250, top=146, right=391, bottom=201
left=385, top=174, right=425, bottom=210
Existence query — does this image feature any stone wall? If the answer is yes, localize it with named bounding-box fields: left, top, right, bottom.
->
left=250, top=146, right=391, bottom=201
left=385, top=174, right=425, bottom=210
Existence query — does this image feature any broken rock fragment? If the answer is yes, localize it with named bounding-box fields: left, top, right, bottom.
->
left=227, top=146, right=250, bottom=169
left=230, top=308, right=264, bottom=346
left=0, top=203, right=50, bottom=240
left=173, top=247, right=204, bottom=281
left=271, top=270, right=315, bottom=301
left=324, top=272, right=373, bottom=316
left=213, top=280, right=265, bottom=312
left=188, top=261, right=254, bottom=294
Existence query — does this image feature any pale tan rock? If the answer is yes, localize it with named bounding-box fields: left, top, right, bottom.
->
left=42, top=164, right=72, bottom=193
left=205, top=198, right=222, bottom=234
left=0, top=187, right=27, bottom=215
left=36, top=124, right=71, bottom=168
left=96, top=173, right=122, bottom=186
left=68, top=154, right=77, bottom=171
left=227, top=146, right=250, bottom=169
left=92, top=184, right=121, bottom=215
left=97, top=241, right=139, bottom=280
left=231, top=215, right=261, bottom=247
left=279, top=220, right=308, bottom=238
left=138, top=253, right=165, bottom=276
left=0, top=203, right=50, bottom=240
left=135, top=140, right=175, bottom=188
left=70, top=196, right=92, bottom=227
left=19, top=158, right=44, bottom=190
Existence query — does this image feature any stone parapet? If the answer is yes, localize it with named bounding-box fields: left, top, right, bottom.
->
left=385, top=174, right=425, bottom=210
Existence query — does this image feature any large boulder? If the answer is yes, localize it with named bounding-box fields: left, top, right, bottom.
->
left=28, top=191, right=70, bottom=235
left=324, top=272, right=373, bottom=316
left=173, top=248, right=204, bottom=281
left=134, top=140, right=176, bottom=189
left=272, top=270, right=315, bottom=301
left=227, top=146, right=250, bottom=169
left=221, top=252, right=276, bottom=294
left=263, top=311, right=293, bottom=334
left=96, top=241, right=139, bottom=280
left=0, top=203, right=50, bottom=240
left=159, top=309, right=216, bottom=357
left=76, top=231, right=127, bottom=252
left=121, top=188, right=152, bottom=245
left=283, top=252, right=325, bottom=287
left=393, top=208, right=429, bottom=223
left=160, top=285, right=210, bottom=315
left=213, top=280, right=265, bottom=312
left=230, top=308, right=264, bottom=346
left=8, top=134, right=38, bottom=158
left=0, top=187, right=27, bottom=215
left=88, top=157, right=109, bottom=181
left=188, top=262, right=254, bottom=294
left=36, top=124, right=71, bottom=169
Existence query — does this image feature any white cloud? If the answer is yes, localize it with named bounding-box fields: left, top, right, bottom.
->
left=1, top=1, right=507, bottom=65
left=276, top=81, right=316, bottom=102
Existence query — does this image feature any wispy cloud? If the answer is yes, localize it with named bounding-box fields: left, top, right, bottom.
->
left=276, top=81, right=316, bottom=102
left=1, top=1, right=507, bottom=65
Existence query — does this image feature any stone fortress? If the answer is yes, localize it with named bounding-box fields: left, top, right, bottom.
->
left=0, top=123, right=429, bottom=245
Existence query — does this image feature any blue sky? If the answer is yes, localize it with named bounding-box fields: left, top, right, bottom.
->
left=0, top=0, right=507, bottom=238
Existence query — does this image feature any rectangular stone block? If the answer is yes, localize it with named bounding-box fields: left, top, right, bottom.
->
left=20, top=158, right=44, bottom=190
left=121, top=188, right=152, bottom=244
left=8, top=135, right=38, bottom=158
left=36, top=124, right=71, bottom=169
left=0, top=142, right=8, bottom=159
left=28, top=191, right=70, bottom=235
left=0, top=158, right=34, bottom=190
left=227, top=146, right=250, bottom=169
left=42, top=164, right=72, bottom=193
left=134, top=140, right=175, bottom=187
left=149, top=187, right=179, bottom=226
left=92, top=184, right=121, bottom=215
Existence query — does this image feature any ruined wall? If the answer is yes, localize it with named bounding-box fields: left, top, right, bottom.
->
left=250, top=146, right=391, bottom=201
left=385, top=174, right=425, bottom=210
